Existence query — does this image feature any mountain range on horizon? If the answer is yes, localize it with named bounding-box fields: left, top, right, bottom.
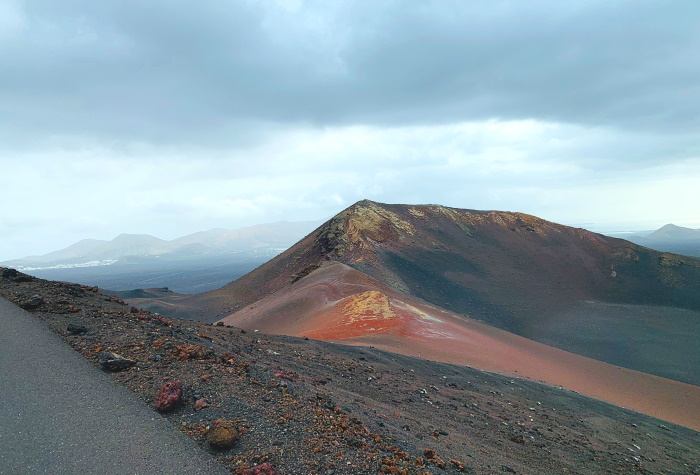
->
left=6, top=217, right=699, bottom=273
left=2, top=220, right=323, bottom=270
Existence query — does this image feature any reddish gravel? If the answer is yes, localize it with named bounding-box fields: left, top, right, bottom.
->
left=1, top=267, right=699, bottom=475
left=218, top=261, right=700, bottom=432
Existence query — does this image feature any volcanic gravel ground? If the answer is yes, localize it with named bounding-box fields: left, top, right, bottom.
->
left=1, top=268, right=699, bottom=475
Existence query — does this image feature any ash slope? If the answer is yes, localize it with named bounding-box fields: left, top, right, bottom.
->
left=1, top=268, right=699, bottom=475
left=145, top=200, right=700, bottom=386
left=218, top=260, right=700, bottom=432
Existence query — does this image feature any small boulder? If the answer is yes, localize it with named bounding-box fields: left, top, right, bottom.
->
left=206, top=419, right=238, bottom=449
left=220, top=353, right=237, bottom=365
left=67, top=323, right=88, bottom=335
left=98, top=352, right=136, bottom=371
left=174, top=344, right=208, bottom=361
left=193, top=398, right=209, bottom=411
left=424, top=449, right=446, bottom=469
left=3, top=268, right=33, bottom=282
left=2, top=268, right=19, bottom=279
left=20, top=295, right=44, bottom=310
left=240, top=463, right=279, bottom=474
left=155, top=381, right=183, bottom=412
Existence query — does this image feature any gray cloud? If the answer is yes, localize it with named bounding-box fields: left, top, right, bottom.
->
left=1, top=0, right=699, bottom=149
left=2, top=1, right=699, bottom=261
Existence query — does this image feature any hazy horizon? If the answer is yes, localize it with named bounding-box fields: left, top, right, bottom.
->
left=3, top=206, right=700, bottom=262
left=2, top=1, right=698, bottom=261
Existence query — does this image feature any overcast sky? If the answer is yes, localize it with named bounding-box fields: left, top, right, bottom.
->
left=2, top=0, right=699, bottom=260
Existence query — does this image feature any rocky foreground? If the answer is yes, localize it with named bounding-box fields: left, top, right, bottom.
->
left=1, top=267, right=699, bottom=475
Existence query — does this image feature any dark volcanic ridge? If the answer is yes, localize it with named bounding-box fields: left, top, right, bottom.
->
left=1, top=267, right=699, bottom=475
left=183, top=200, right=700, bottom=320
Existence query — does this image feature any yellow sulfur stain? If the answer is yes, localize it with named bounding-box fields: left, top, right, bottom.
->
left=339, top=291, right=396, bottom=324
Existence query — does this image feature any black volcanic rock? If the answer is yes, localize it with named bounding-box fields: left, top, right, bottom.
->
left=66, top=323, right=88, bottom=335
left=98, top=352, right=136, bottom=372
left=20, top=295, right=44, bottom=310
left=1, top=268, right=19, bottom=279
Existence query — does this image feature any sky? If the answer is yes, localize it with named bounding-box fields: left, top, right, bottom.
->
left=1, top=0, right=699, bottom=261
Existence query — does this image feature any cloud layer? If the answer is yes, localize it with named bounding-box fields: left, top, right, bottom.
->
left=1, top=1, right=699, bottom=259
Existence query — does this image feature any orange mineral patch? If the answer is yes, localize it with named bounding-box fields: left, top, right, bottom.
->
left=305, top=290, right=401, bottom=340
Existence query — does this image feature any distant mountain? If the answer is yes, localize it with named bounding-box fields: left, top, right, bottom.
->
left=139, top=200, right=700, bottom=387
left=0, top=220, right=324, bottom=293
left=171, top=221, right=323, bottom=251
left=25, top=238, right=108, bottom=263
left=621, top=223, right=700, bottom=257
left=2, top=220, right=323, bottom=271
left=86, top=233, right=173, bottom=260
left=648, top=223, right=700, bottom=240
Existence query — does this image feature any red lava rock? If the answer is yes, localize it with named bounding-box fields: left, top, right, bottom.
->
left=274, top=370, right=299, bottom=381
left=193, top=398, right=209, bottom=411
left=198, top=331, right=213, bottom=341
left=155, top=380, right=183, bottom=412
left=130, top=306, right=139, bottom=313
left=423, top=449, right=446, bottom=469
left=206, top=419, right=238, bottom=449
left=220, top=353, right=237, bottom=365
left=239, top=462, right=279, bottom=474
left=175, top=344, right=208, bottom=361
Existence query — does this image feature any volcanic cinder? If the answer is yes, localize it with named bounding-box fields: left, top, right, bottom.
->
left=134, top=200, right=700, bottom=430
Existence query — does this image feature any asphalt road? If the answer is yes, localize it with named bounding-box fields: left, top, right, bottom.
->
left=0, top=297, right=228, bottom=475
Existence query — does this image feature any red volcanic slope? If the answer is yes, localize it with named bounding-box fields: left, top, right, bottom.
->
left=137, top=200, right=700, bottom=429
left=182, top=200, right=700, bottom=330
left=186, top=201, right=699, bottom=385
left=218, top=261, right=700, bottom=432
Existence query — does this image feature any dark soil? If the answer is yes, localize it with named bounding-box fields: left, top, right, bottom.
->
left=1, top=267, right=699, bottom=475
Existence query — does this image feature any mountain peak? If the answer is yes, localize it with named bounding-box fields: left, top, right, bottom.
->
left=648, top=223, right=700, bottom=240
left=315, top=201, right=419, bottom=258
left=316, top=201, right=567, bottom=260
left=352, top=198, right=380, bottom=208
